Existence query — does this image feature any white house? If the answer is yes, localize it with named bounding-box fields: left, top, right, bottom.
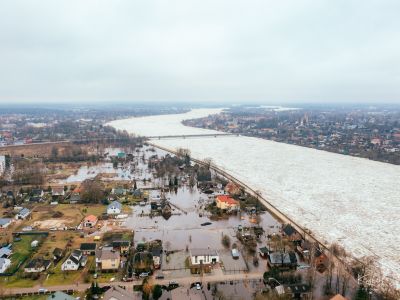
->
left=0, top=246, right=12, bottom=258
left=16, top=208, right=31, bottom=220
left=189, top=249, right=219, bottom=265
left=0, top=258, right=11, bottom=273
left=51, top=186, right=65, bottom=196
left=0, top=218, right=12, bottom=229
left=107, top=201, right=122, bottom=215
left=61, top=249, right=87, bottom=271
left=0, top=155, right=5, bottom=175
left=24, top=258, right=51, bottom=273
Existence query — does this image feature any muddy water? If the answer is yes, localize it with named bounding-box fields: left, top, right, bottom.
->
left=123, top=184, right=280, bottom=250
left=58, top=146, right=167, bottom=186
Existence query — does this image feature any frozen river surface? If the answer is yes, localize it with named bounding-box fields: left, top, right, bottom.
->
left=108, top=109, right=400, bottom=284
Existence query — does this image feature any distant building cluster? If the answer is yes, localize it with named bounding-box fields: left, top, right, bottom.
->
left=184, top=106, right=400, bottom=165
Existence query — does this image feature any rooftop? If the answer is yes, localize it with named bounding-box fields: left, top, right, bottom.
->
left=190, top=248, right=218, bottom=257
left=216, top=195, right=238, bottom=205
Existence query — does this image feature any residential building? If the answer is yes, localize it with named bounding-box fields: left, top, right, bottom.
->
left=282, top=224, right=302, bottom=243
left=224, top=181, right=241, bottom=196
left=0, top=246, right=12, bottom=258
left=83, top=215, right=98, bottom=228
left=24, top=258, right=51, bottom=273
left=215, top=195, right=239, bottom=211
left=103, top=286, right=141, bottom=300
left=0, top=155, right=5, bottom=175
left=0, top=257, right=11, bottom=273
left=16, top=208, right=31, bottom=220
left=53, top=248, right=64, bottom=263
left=267, top=251, right=297, bottom=269
left=275, top=284, right=311, bottom=299
left=259, top=246, right=270, bottom=259
left=61, top=249, right=87, bottom=271
left=31, top=188, right=44, bottom=198
left=189, top=248, right=219, bottom=274
left=111, top=240, right=130, bottom=255
left=112, top=187, right=126, bottom=196
left=0, top=218, right=12, bottom=229
left=80, top=243, right=97, bottom=256
left=51, top=186, right=65, bottom=197
left=96, top=247, right=120, bottom=271
left=107, top=201, right=122, bottom=215
left=151, top=248, right=162, bottom=269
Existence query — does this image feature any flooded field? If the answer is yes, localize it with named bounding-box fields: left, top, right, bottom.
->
left=58, top=146, right=163, bottom=187
left=108, top=108, right=400, bottom=285
left=124, top=184, right=280, bottom=251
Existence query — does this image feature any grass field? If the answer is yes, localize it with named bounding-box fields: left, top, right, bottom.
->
left=8, top=234, right=46, bottom=274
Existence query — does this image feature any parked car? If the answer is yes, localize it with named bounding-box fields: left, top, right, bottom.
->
left=155, top=274, right=164, bottom=279
left=196, top=283, right=201, bottom=290
left=139, top=272, right=149, bottom=278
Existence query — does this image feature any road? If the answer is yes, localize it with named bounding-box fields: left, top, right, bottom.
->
left=2, top=272, right=264, bottom=296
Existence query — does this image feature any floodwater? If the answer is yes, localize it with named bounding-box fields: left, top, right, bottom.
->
left=108, top=108, right=400, bottom=286
left=124, top=184, right=279, bottom=251
left=58, top=146, right=164, bottom=187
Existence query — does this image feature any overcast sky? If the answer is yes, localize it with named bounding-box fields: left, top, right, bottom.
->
left=0, top=0, right=399, bottom=104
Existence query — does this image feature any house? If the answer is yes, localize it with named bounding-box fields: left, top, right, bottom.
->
left=275, top=284, right=311, bottom=299
left=315, top=253, right=329, bottom=272
left=24, top=258, right=51, bottom=273
left=61, top=249, right=87, bottom=271
left=267, top=251, right=297, bottom=269
left=107, top=201, right=122, bottom=215
left=151, top=248, right=162, bottom=269
left=112, top=187, right=126, bottom=196
left=224, top=181, right=242, bottom=196
left=16, top=208, right=31, bottom=220
left=0, top=155, right=5, bottom=175
left=132, top=189, right=142, bottom=198
left=53, top=248, right=64, bottom=263
left=0, top=258, right=11, bottom=273
left=330, top=294, right=348, bottom=300
left=259, top=246, right=270, bottom=258
left=215, top=195, right=239, bottom=211
left=52, top=186, right=65, bottom=197
left=133, top=251, right=154, bottom=274
left=29, top=196, right=42, bottom=202
left=112, top=240, right=130, bottom=255
left=31, top=188, right=44, bottom=198
left=95, top=247, right=120, bottom=271
left=0, top=218, right=12, bottom=229
left=6, top=190, right=14, bottom=199
left=296, top=240, right=312, bottom=260
left=103, top=286, right=141, bottom=300
left=47, top=291, right=76, bottom=300
left=83, top=215, right=98, bottom=228
left=0, top=246, right=12, bottom=258
left=80, top=243, right=97, bottom=255
left=282, top=224, right=302, bottom=243
left=189, top=249, right=219, bottom=274
left=69, top=187, right=81, bottom=203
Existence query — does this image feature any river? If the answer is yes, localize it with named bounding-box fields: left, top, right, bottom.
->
left=108, top=108, right=400, bottom=285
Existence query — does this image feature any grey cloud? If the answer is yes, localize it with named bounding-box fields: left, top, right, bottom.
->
left=0, top=0, right=399, bottom=103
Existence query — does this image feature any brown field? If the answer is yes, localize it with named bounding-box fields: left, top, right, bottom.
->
left=0, top=141, right=72, bottom=158
left=18, top=203, right=107, bottom=230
